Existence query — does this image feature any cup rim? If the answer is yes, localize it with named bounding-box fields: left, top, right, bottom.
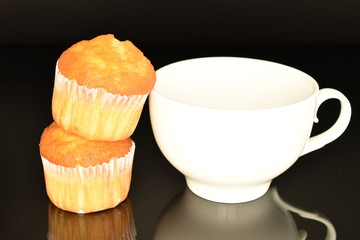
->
left=153, top=56, right=320, bottom=111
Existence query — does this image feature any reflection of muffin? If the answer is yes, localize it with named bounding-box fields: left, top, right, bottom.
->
left=52, top=34, right=156, bottom=141
left=48, top=199, right=136, bottom=240
left=40, top=122, right=135, bottom=214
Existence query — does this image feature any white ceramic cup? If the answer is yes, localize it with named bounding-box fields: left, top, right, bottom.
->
left=149, top=57, right=351, bottom=203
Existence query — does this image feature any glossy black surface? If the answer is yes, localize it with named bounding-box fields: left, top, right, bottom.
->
left=1, top=46, right=359, bottom=239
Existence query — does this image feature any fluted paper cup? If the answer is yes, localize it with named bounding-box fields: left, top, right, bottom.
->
left=41, top=141, right=135, bottom=214
left=52, top=63, right=148, bottom=141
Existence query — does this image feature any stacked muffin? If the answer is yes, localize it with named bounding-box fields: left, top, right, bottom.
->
left=39, top=34, right=156, bottom=214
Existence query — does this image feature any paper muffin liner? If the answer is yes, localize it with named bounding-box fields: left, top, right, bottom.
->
left=41, top=141, right=135, bottom=214
left=48, top=199, right=136, bottom=240
left=52, top=62, right=148, bottom=141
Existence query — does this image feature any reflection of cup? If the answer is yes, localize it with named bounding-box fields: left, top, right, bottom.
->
left=150, top=57, right=351, bottom=203
left=47, top=199, right=136, bottom=240
left=153, top=187, right=336, bottom=240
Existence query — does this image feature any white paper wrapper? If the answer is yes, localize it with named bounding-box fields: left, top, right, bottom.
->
left=52, top=62, right=148, bottom=141
left=41, top=141, right=135, bottom=214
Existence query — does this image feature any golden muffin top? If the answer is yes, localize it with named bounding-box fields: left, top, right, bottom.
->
left=40, top=122, right=133, bottom=168
left=58, top=34, right=156, bottom=95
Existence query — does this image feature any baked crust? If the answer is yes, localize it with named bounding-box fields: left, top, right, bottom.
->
left=58, top=34, right=156, bottom=95
left=40, top=122, right=133, bottom=167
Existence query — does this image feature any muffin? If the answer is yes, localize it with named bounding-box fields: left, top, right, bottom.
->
left=40, top=122, right=135, bottom=214
left=48, top=199, right=136, bottom=240
left=52, top=34, right=156, bottom=141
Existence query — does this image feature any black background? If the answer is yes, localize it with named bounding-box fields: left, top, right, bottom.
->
left=1, top=0, right=359, bottom=239
left=2, top=0, right=360, bottom=47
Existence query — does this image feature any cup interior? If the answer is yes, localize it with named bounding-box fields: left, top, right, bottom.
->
left=154, top=57, right=318, bottom=110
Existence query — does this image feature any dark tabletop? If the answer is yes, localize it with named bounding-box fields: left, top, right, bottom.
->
left=1, top=45, right=359, bottom=239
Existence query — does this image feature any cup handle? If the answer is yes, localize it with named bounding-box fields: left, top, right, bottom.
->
left=271, top=187, right=336, bottom=240
left=301, top=88, right=352, bottom=156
